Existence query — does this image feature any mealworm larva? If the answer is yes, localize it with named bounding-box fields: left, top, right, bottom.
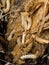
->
left=20, top=54, right=37, bottom=60
left=21, top=12, right=28, bottom=30
left=3, top=0, right=10, bottom=13
left=7, top=29, right=15, bottom=41
left=22, top=32, right=26, bottom=44
left=32, top=34, right=49, bottom=44
left=21, top=12, right=32, bottom=31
